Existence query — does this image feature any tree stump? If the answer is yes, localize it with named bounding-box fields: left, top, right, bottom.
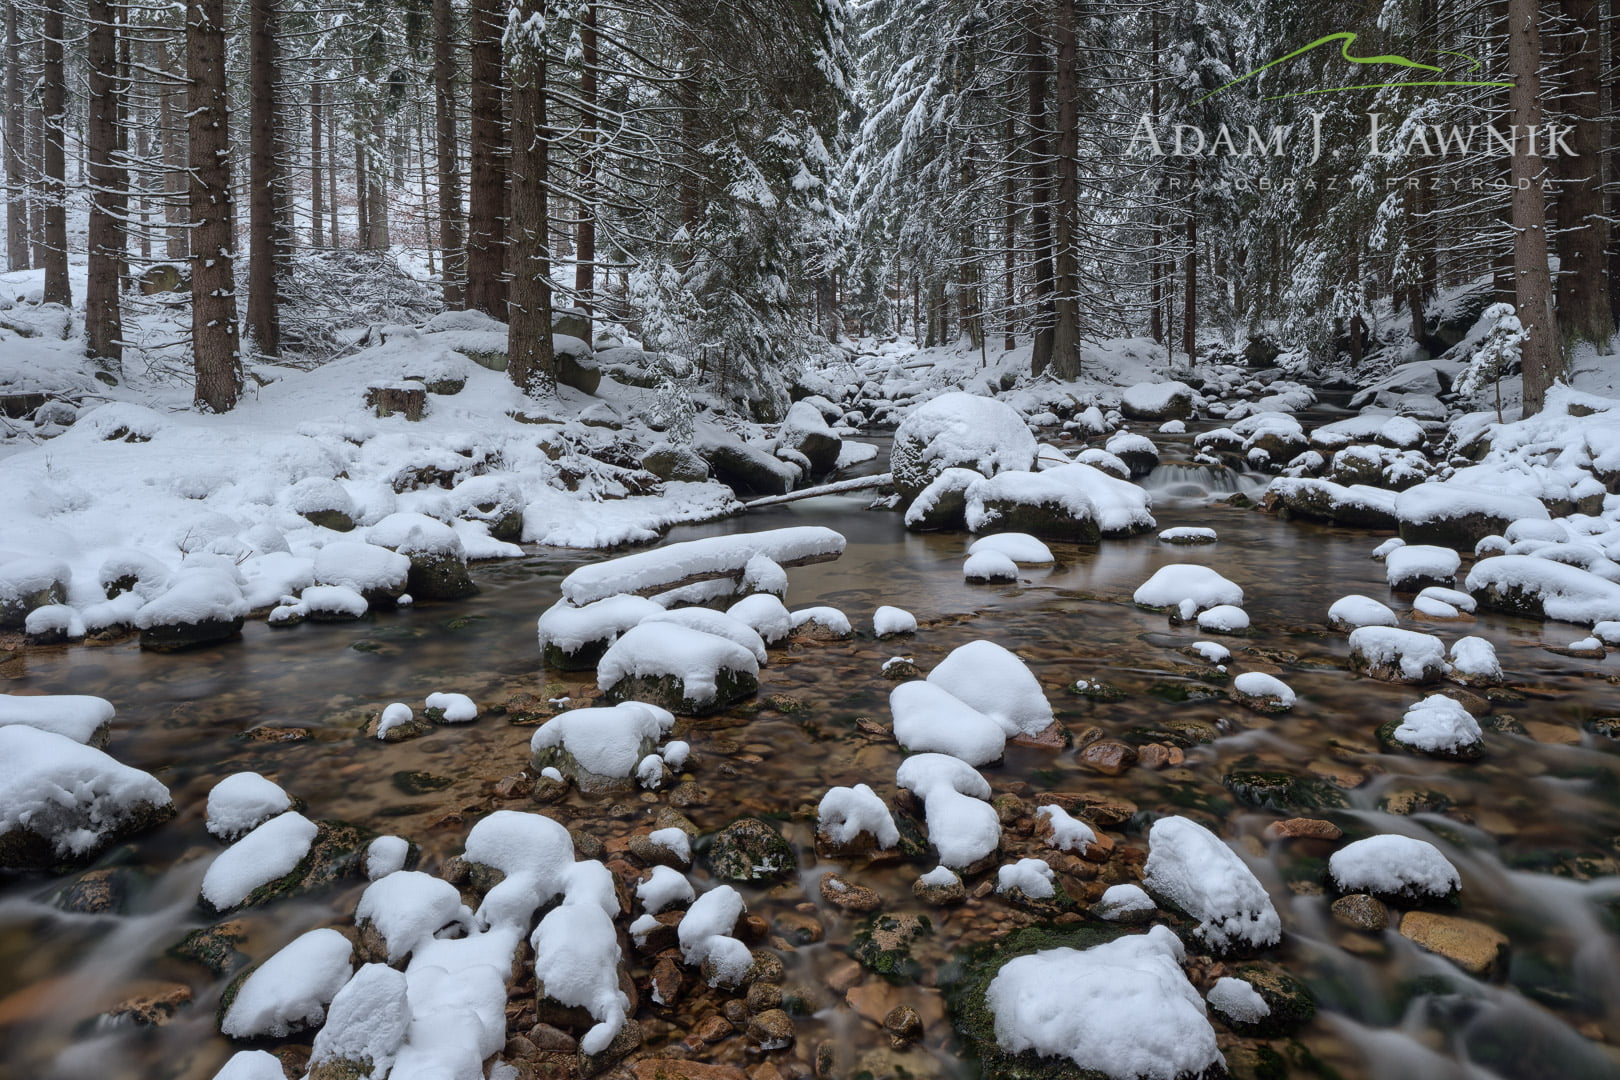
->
left=366, top=385, right=427, bottom=421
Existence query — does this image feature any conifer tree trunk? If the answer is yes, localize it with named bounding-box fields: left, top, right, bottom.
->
left=1025, top=18, right=1054, bottom=374
left=311, top=80, right=325, bottom=246
left=1048, top=0, right=1081, bottom=378
left=1183, top=162, right=1197, bottom=365
left=161, top=32, right=189, bottom=261
left=368, top=107, right=390, bottom=248
left=247, top=0, right=280, bottom=357
left=574, top=2, right=597, bottom=330
left=1551, top=0, right=1612, bottom=348
left=1610, top=4, right=1620, bottom=327
left=466, top=0, right=508, bottom=315
left=1509, top=0, right=1561, bottom=414
left=27, top=96, right=45, bottom=269
left=3, top=5, right=26, bottom=272
left=86, top=0, right=125, bottom=364
left=40, top=0, right=70, bottom=306
left=1002, top=112, right=1017, bottom=352
left=188, top=0, right=241, bottom=413
left=434, top=0, right=464, bottom=307
left=506, top=2, right=556, bottom=395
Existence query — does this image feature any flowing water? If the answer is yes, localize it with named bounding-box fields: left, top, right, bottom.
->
left=4, top=425, right=1620, bottom=1080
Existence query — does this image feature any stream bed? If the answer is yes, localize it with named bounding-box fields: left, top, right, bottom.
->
left=4, top=428, right=1620, bottom=1080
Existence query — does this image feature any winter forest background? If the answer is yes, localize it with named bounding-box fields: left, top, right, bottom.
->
left=2, top=0, right=1616, bottom=418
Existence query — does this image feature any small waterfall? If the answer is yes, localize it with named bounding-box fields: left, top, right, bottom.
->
left=1143, top=460, right=1267, bottom=501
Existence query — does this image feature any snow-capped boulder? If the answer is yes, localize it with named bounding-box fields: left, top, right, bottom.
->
left=889, top=681, right=1007, bottom=766
left=1103, top=430, right=1160, bottom=477
left=1133, top=564, right=1243, bottom=613
left=1447, top=636, right=1503, bottom=686
left=135, top=561, right=249, bottom=651
left=1466, top=554, right=1620, bottom=624
left=1120, top=381, right=1195, bottom=421
left=355, top=870, right=473, bottom=964
left=1348, top=626, right=1447, bottom=683
left=641, top=607, right=768, bottom=665
left=776, top=400, right=843, bottom=477
left=0, top=725, right=173, bottom=867
left=206, top=772, right=293, bottom=840
left=538, top=594, right=664, bottom=671
left=312, top=541, right=410, bottom=606
left=1327, top=595, right=1398, bottom=631
left=1092, top=883, right=1157, bottom=924
left=530, top=900, right=630, bottom=1055
left=790, top=605, right=853, bottom=640
left=1232, top=671, right=1294, bottom=712
left=679, top=885, right=753, bottom=987
left=1144, top=816, right=1281, bottom=954
left=0, top=693, right=114, bottom=747
left=306, top=963, right=411, bottom=1079
left=1396, top=484, right=1549, bottom=549
left=1329, top=835, right=1459, bottom=903
left=817, top=783, right=900, bottom=856
left=904, top=467, right=983, bottom=531
left=530, top=702, right=676, bottom=793
left=219, top=928, right=353, bottom=1039
left=890, top=392, right=1037, bottom=500
left=0, top=555, right=70, bottom=630
left=1197, top=605, right=1249, bottom=634
left=896, top=753, right=1000, bottom=871
left=968, top=533, right=1055, bottom=564
left=726, top=593, right=794, bottom=644
left=927, top=640, right=1054, bottom=738
left=1380, top=694, right=1484, bottom=760
left=200, top=812, right=320, bottom=913
left=368, top=512, right=477, bottom=599
left=1386, top=545, right=1460, bottom=592
left=964, top=550, right=1019, bottom=583
left=597, top=623, right=760, bottom=714
left=1262, top=478, right=1399, bottom=529
left=873, top=605, right=918, bottom=638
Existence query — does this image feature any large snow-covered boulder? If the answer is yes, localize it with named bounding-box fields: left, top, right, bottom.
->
left=1329, top=835, right=1460, bottom=903
left=984, top=925, right=1220, bottom=1080
left=697, top=428, right=799, bottom=495
left=1133, top=564, right=1243, bottom=614
left=0, top=555, right=70, bottom=629
left=530, top=701, right=676, bottom=793
left=312, top=542, right=410, bottom=606
left=200, top=812, right=320, bottom=912
left=965, top=464, right=1154, bottom=541
left=1466, top=555, right=1620, bottom=624
left=219, top=928, right=353, bottom=1039
left=537, top=594, right=664, bottom=671
left=597, top=623, right=760, bottom=715
left=891, top=393, right=1037, bottom=500
left=1119, top=381, right=1195, bottom=421
left=1348, top=626, right=1447, bottom=683
left=0, top=725, right=173, bottom=867
left=926, top=640, right=1054, bottom=738
left=776, top=400, right=843, bottom=477
left=1263, top=478, right=1398, bottom=530
left=0, top=693, right=115, bottom=747
left=904, top=467, right=983, bottom=531
left=1142, top=815, right=1281, bottom=954
left=1395, top=484, right=1549, bottom=549
left=134, top=560, right=249, bottom=651
left=368, top=512, right=477, bottom=599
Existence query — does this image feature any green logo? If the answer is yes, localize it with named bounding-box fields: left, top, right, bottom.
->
left=1196, top=31, right=1513, bottom=103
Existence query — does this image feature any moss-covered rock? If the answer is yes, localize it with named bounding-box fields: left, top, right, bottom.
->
left=602, top=668, right=759, bottom=717
left=170, top=920, right=251, bottom=975
left=706, top=817, right=796, bottom=883
left=403, top=552, right=478, bottom=600
left=1223, top=770, right=1348, bottom=813
left=850, top=912, right=932, bottom=983
left=1217, top=964, right=1316, bottom=1037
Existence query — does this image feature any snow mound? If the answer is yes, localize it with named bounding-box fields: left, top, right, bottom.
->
left=220, top=928, right=353, bottom=1038
left=996, top=858, right=1056, bottom=899
left=874, top=605, right=918, bottom=636
left=1159, top=527, right=1217, bottom=544
left=425, top=691, right=478, bottom=723
left=0, top=693, right=114, bottom=744
left=368, top=511, right=465, bottom=558
left=308, top=963, right=411, bottom=1078
left=818, top=783, right=900, bottom=849
left=206, top=772, right=292, bottom=840
left=927, top=640, right=1054, bottom=737
left=964, top=550, right=1019, bottom=583
left=726, top=593, right=794, bottom=644
left=1133, top=564, right=1243, bottom=612
left=890, top=681, right=1006, bottom=766
left=1093, top=883, right=1156, bottom=922
left=1197, top=605, right=1250, bottom=633
left=968, top=533, right=1055, bottom=564
left=1143, top=816, right=1281, bottom=953
left=637, top=865, right=695, bottom=914
left=366, top=835, right=411, bottom=880
left=896, top=753, right=1000, bottom=869
left=596, top=623, right=760, bottom=706
left=1386, top=545, right=1460, bottom=590
left=135, top=563, right=248, bottom=629
left=201, top=812, right=319, bottom=911
left=986, top=925, right=1219, bottom=1080
left=0, top=725, right=172, bottom=861
left=1034, top=804, right=1096, bottom=855
left=1328, top=595, right=1398, bottom=631
left=1349, top=626, right=1447, bottom=682
left=1208, top=977, right=1271, bottom=1024
left=356, top=870, right=473, bottom=963
left=967, top=464, right=1155, bottom=538
left=891, top=392, right=1037, bottom=497
left=537, top=593, right=664, bottom=657
left=1391, top=695, right=1483, bottom=756
left=1188, top=640, right=1231, bottom=665
left=1329, top=834, right=1459, bottom=901
left=312, top=541, right=410, bottom=596
left=1466, top=554, right=1620, bottom=624
left=790, top=605, right=853, bottom=637
left=560, top=526, right=845, bottom=606
left=531, top=702, right=675, bottom=779
left=679, top=885, right=753, bottom=987
left=1232, top=671, right=1295, bottom=710
left=530, top=900, right=630, bottom=1054
left=641, top=607, right=769, bottom=664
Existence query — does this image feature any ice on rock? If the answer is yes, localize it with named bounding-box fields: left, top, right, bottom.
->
left=357, top=870, right=474, bottom=963
left=986, top=925, right=1219, bottom=1080
left=560, top=526, right=846, bottom=607
left=1329, top=834, right=1459, bottom=901
left=926, top=640, right=1054, bottom=738
left=790, top=605, right=853, bottom=637
left=679, top=885, right=753, bottom=987
left=308, top=963, right=411, bottom=1077
left=1197, top=605, right=1250, bottom=633
left=220, top=927, right=353, bottom=1038
left=1466, top=554, right=1620, bottom=624
left=964, top=550, right=1019, bottom=583
left=530, top=901, right=630, bottom=1055
left=726, top=593, right=794, bottom=644
left=1034, top=804, right=1096, bottom=855
left=1133, top=564, right=1243, bottom=612
left=641, top=607, right=769, bottom=664
left=212, top=1050, right=288, bottom=1080
left=1093, top=883, right=1156, bottom=922
left=1232, top=671, right=1295, bottom=710
left=425, top=691, right=478, bottom=723
left=996, top=858, right=1056, bottom=899
left=968, top=533, right=1055, bottom=564
left=596, top=623, right=760, bottom=707
left=1328, top=595, right=1398, bottom=631
left=0, top=693, right=114, bottom=745
left=874, top=605, right=918, bottom=637
left=376, top=702, right=415, bottom=739
left=1208, top=977, right=1271, bottom=1024
left=0, top=726, right=172, bottom=863
left=1348, top=626, right=1447, bottom=683
left=366, top=835, right=411, bottom=880
left=538, top=594, right=664, bottom=658
left=1386, top=545, right=1460, bottom=590
left=637, top=865, right=695, bottom=914
left=1391, top=695, right=1483, bottom=757
left=896, top=753, right=1000, bottom=869
left=206, top=772, right=292, bottom=840
left=817, top=783, right=901, bottom=849
left=894, top=680, right=1004, bottom=764
left=201, top=811, right=319, bottom=911
left=1143, top=816, right=1281, bottom=953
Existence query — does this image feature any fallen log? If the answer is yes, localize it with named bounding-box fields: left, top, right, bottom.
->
left=743, top=473, right=893, bottom=509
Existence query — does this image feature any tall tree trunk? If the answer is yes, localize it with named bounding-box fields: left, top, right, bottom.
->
left=1183, top=162, right=1197, bottom=366
left=41, top=0, right=70, bottom=306
left=466, top=0, right=508, bottom=315
left=1148, top=7, right=1162, bottom=345
left=1025, top=17, right=1054, bottom=374
left=1509, top=0, right=1561, bottom=414
left=1002, top=112, right=1017, bottom=352
left=86, top=0, right=124, bottom=365
left=311, top=79, right=325, bottom=246
left=434, top=0, right=464, bottom=307
left=573, top=2, right=598, bottom=331
left=506, top=4, right=556, bottom=395
left=27, top=90, right=45, bottom=269
left=3, top=4, right=27, bottom=271
left=247, top=0, right=280, bottom=357
left=161, top=31, right=189, bottom=261
left=1551, top=0, right=1612, bottom=347
left=188, top=0, right=241, bottom=412
left=353, top=55, right=370, bottom=248
left=1048, top=0, right=1081, bottom=378
left=368, top=106, right=390, bottom=248
left=1610, top=2, right=1620, bottom=328
left=327, top=105, right=340, bottom=248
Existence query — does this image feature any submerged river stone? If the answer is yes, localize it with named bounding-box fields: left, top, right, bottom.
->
left=851, top=913, right=932, bottom=983
left=1218, top=963, right=1317, bottom=1037
left=1223, top=770, right=1349, bottom=813
left=706, top=818, right=796, bottom=883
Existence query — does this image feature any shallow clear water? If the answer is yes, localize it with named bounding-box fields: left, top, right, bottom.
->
left=4, top=428, right=1620, bottom=1080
